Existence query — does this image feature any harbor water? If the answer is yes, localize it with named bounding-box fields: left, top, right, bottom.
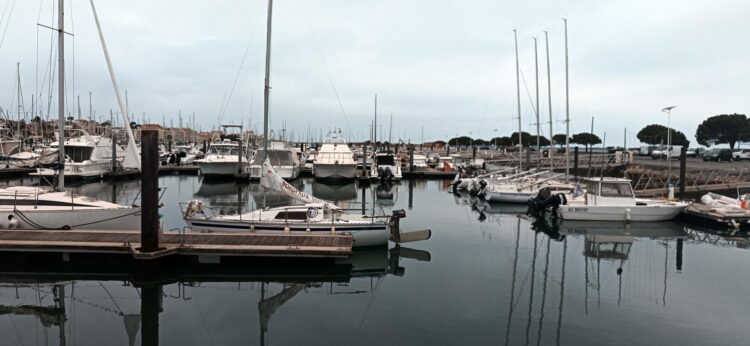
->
left=0, top=175, right=748, bottom=345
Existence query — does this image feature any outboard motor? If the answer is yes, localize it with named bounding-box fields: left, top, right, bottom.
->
left=527, top=188, right=567, bottom=216
left=389, top=209, right=407, bottom=241
left=476, top=179, right=488, bottom=198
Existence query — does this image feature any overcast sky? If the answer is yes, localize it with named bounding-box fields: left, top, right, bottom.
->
left=0, top=0, right=748, bottom=145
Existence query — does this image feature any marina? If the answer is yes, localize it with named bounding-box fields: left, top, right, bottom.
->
left=0, top=0, right=748, bottom=344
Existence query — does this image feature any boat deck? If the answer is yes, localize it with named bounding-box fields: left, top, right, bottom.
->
left=681, top=203, right=750, bottom=230
left=0, top=229, right=353, bottom=259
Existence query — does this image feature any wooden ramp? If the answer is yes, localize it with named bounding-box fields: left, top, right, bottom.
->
left=0, top=230, right=353, bottom=259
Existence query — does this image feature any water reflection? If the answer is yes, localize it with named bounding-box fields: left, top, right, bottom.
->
left=0, top=245, right=430, bottom=345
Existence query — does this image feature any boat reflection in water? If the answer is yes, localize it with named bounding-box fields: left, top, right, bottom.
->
left=0, top=245, right=430, bottom=345
left=312, top=180, right=356, bottom=201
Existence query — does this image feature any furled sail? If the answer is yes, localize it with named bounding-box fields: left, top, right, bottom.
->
left=260, top=157, right=337, bottom=208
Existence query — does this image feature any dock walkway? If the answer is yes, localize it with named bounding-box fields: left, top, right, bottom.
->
left=0, top=229, right=352, bottom=259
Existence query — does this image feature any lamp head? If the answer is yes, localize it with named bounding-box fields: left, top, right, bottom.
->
left=661, top=106, right=677, bottom=112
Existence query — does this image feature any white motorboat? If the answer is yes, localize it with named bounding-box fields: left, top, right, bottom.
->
left=0, top=186, right=140, bottom=230
left=558, top=177, right=689, bottom=221
left=248, top=141, right=301, bottom=180
left=313, top=131, right=357, bottom=180
left=410, top=154, right=429, bottom=170
left=195, top=139, right=250, bottom=177
left=370, top=151, right=402, bottom=181
left=31, top=128, right=125, bottom=179
left=174, top=144, right=199, bottom=165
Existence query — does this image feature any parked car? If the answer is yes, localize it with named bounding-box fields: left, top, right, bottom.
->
left=733, top=149, right=750, bottom=161
left=703, top=148, right=733, bottom=162
left=686, top=147, right=706, bottom=158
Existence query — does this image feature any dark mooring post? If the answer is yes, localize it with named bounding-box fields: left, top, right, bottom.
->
left=362, top=144, right=368, bottom=176
left=472, top=146, right=477, bottom=161
left=141, top=284, right=162, bottom=346
left=679, top=146, right=687, bottom=198
left=361, top=186, right=366, bottom=215
left=446, top=144, right=450, bottom=156
left=409, top=145, right=415, bottom=173
left=141, top=129, right=160, bottom=253
left=573, top=147, right=579, bottom=181
left=676, top=238, right=683, bottom=271
left=408, top=179, right=414, bottom=210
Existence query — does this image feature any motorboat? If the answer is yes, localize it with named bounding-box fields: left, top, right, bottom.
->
left=248, top=140, right=301, bottom=180
left=313, top=131, right=357, bottom=180
left=195, top=139, right=250, bottom=177
left=557, top=177, right=689, bottom=221
left=0, top=186, right=140, bottom=230
left=173, top=144, right=200, bottom=165
left=31, top=128, right=125, bottom=179
left=370, top=151, right=402, bottom=181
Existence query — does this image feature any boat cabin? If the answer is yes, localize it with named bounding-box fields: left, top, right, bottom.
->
left=583, top=177, right=637, bottom=206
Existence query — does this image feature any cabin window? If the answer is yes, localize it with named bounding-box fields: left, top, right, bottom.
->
left=376, top=155, right=394, bottom=166
left=274, top=211, right=309, bottom=220
left=65, top=147, right=94, bottom=162
left=600, top=182, right=633, bottom=197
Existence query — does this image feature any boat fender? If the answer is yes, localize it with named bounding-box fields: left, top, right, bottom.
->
left=7, top=215, right=17, bottom=229
left=625, top=208, right=631, bottom=222
left=699, top=194, right=714, bottom=206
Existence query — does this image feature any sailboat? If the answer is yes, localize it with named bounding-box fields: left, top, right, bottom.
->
left=184, top=1, right=408, bottom=246
left=0, top=0, right=141, bottom=230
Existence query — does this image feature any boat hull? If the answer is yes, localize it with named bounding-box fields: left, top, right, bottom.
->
left=30, top=161, right=113, bottom=178
left=314, top=163, right=357, bottom=180
left=558, top=205, right=687, bottom=221
left=185, top=218, right=388, bottom=247
left=485, top=191, right=536, bottom=204
left=197, top=161, right=247, bottom=176
left=0, top=207, right=141, bottom=230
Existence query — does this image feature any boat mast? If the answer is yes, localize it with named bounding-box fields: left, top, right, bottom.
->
left=545, top=31, right=553, bottom=171
left=534, top=37, right=540, bottom=159
left=374, top=94, right=377, bottom=150
left=57, top=0, right=66, bottom=191
left=262, top=0, right=273, bottom=161
left=563, top=18, right=570, bottom=177
left=514, top=29, right=522, bottom=170
left=17, top=62, right=22, bottom=139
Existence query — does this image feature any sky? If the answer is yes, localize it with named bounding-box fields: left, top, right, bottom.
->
left=0, top=0, right=748, bottom=145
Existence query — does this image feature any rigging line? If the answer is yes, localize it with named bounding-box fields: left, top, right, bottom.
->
left=0, top=0, right=14, bottom=52
left=35, top=0, right=44, bottom=113
left=97, top=281, right=124, bottom=315
left=216, top=0, right=265, bottom=126
left=297, top=0, right=352, bottom=135
left=519, top=69, right=538, bottom=122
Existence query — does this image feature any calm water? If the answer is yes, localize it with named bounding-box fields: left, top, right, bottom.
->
left=0, top=175, right=749, bottom=345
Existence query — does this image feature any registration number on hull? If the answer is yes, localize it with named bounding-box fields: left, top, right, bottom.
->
left=567, top=207, right=588, bottom=213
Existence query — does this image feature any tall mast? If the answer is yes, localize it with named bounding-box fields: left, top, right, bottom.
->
left=262, top=0, right=273, bottom=160
left=563, top=18, right=570, bottom=177
left=545, top=31, right=553, bottom=171
left=374, top=94, right=378, bottom=149
left=534, top=37, right=540, bottom=158
left=57, top=0, right=66, bottom=191
left=514, top=29, right=522, bottom=170
left=17, top=62, right=22, bottom=138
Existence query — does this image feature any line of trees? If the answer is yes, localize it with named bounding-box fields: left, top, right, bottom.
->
left=445, top=113, right=750, bottom=151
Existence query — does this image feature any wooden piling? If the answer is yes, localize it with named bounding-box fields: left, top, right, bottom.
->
left=679, top=146, right=687, bottom=198
left=574, top=147, right=579, bottom=180
left=141, top=130, right=160, bottom=253
left=111, top=129, right=118, bottom=172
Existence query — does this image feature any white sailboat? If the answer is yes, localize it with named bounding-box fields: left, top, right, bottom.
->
left=0, top=0, right=141, bottom=231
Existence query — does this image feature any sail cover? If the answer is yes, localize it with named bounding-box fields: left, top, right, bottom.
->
left=260, top=157, right=337, bottom=208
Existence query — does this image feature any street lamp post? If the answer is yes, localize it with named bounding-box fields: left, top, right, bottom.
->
left=662, top=106, right=677, bottom=185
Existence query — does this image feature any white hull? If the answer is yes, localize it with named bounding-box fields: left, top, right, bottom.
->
left=0, top=207, right=140, bottom=230
left=197, top=161, right=247, bottom=176
left=485, top=190, right=536, bottom=203
left=31, top=161, right=113, bottom=178
left=248, top=165, right=300, bottom=180
left=185, top=218, right=388, bottom=247
left=314, top=163, right=357, bottom=180
left=559, top=205, right=686, bottom=221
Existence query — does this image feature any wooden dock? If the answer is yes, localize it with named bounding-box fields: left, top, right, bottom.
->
left=0, top=229, right=353, bottom=259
